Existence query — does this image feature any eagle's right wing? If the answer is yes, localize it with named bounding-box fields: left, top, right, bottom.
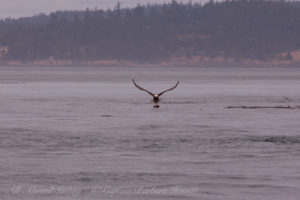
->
left=158, top=81, right=179, bottom=96
left=132, top=79, right=154, bottom=96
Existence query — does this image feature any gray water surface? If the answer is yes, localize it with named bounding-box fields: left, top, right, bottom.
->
left=0, top=66, right=300, bottom=200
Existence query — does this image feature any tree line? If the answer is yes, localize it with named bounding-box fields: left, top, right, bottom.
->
left=0, top=0, right=300, bottom=62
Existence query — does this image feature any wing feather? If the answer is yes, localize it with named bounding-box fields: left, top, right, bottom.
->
left=158, top=81, right=179, bottom=96
left=132, top=79, right=154, bottom=96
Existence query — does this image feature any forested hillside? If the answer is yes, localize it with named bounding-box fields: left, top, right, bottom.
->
left=0, top=0, right=300, bottom=63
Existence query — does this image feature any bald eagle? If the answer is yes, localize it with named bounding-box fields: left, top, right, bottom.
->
left=132, top=79, right=179, bottom=108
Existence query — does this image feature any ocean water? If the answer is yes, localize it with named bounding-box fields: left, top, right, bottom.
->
left=0, top=66, right=300, bottom=200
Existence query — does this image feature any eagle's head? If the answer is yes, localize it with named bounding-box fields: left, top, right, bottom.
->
left=154, top=94, right=159, bottom=98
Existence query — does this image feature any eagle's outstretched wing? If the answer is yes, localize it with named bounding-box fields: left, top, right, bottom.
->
left=132, top=79, right=154, bottom=96
left=158, top=81, right=179, bottom=96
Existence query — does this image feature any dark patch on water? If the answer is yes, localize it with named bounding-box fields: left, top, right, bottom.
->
left=226, top=105, right=300, bottom=109
left=99, top=114, right=112, bottom=117
left=79, top=177, right=92, bottom=182
left=248, top=135, right=300, bottom=144
left=205, top=135, right=300, bottom=147
left=69, top=136, right=81, bottom=139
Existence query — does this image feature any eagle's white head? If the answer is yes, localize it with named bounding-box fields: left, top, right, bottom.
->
left=154, top=94, right=159, bottom=98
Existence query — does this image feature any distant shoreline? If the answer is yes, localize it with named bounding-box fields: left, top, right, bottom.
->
left=1, top=58, right=300, bottom=68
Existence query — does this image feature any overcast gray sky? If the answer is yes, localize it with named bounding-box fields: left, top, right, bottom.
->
left=0, top=0, right=218, bottom=19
